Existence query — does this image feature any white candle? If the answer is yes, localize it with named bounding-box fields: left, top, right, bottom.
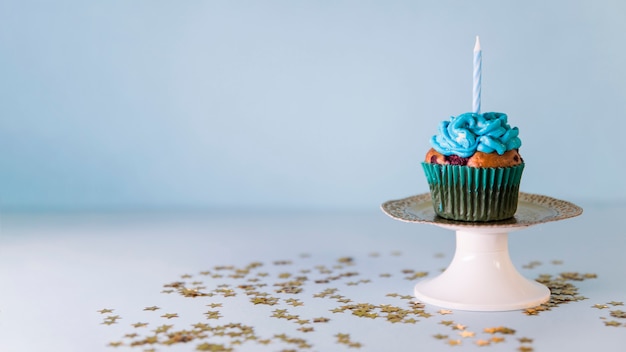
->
left=473, top=36, right=482, bottom=114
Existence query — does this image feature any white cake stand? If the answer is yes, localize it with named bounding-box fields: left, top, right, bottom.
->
left=381, top=192, right=583, bottom=311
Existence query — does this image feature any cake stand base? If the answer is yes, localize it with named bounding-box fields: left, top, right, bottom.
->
left=414, top=230, right=550, bottom=311
left=382, top=193, right=582, bottom=312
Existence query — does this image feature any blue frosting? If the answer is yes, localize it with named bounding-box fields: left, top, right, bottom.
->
left=430, top=112, right=521, bottom=157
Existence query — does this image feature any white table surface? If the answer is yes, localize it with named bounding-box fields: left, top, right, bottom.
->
left=1, top=199, right=625, bottom=351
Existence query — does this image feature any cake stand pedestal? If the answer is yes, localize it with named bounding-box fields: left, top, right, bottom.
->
left=381, top=192, right=583, bottom=312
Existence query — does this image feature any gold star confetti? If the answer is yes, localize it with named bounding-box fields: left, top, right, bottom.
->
left=97, top=256, right=601, bottom=351
left=285, top=298, right=304, bottom=307
left=452, top=323, right=467, bottom=331
left=604, top=320, right=622, bottom=327
left=192, top=322, right=210, bottom=330
left=312, top=317, right=330, bottom=323
left=181, top=287, right=210, bottom=297
left=447, top=339, right=462, bottom=346
left=97, top=308, right=114, bottom=314
left=417, top=311, right=432, bottom=318
left=610, top=310, right=626, bottom=318
left=250, top=296, right=279, bottom=306
left=338, top=257, right=354, bottom=264
left=475, top=339, right=491, bottom=346
left=522, top=260, right=542, bottom=269
left=459, top=330, right=475, bottom=338
left=152, top=324, right=173, bottom=334
left=592, top=304, right=609, bottom=309
left=204, top=310, right=222, bottom=320
left=609, top=301, right=624, bottom=306
left=483, top=326, right=515, bottom=335
left=195, top=342, right=231, bottom=351
left=334, top=332, right=362, bottom=348
left=404, top=272, right=429, bottom=280
left=273, top=260, right=292, bottom=265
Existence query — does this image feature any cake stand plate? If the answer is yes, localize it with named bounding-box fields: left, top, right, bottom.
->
left=381, top=192, right=583, bottom=311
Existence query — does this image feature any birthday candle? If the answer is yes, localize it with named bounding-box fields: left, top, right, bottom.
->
left=473, top=36, right=482, bottom=114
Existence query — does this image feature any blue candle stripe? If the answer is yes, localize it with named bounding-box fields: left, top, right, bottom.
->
left=473, top=37, right=482, bottom=114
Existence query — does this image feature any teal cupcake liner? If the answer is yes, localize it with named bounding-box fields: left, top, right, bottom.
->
left=421, top=162, right=525, bottom=222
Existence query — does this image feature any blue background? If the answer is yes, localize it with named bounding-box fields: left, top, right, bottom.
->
left=1, top=0, right=625, bottom=211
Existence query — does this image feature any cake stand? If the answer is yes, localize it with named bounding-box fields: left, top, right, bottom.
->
left=381, top=192, right=583, bottom=311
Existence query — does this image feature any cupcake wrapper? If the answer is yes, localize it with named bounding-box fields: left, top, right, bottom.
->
left=421, top=162, right=525, bottom=221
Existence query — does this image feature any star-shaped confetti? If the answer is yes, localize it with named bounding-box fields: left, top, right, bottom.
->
left=459, top=330, right=475, bottom=338
left=447, top=339, right=462, bottom=346
left=475, top=339, right=491, bottom=346
left=610, top=310, right=626, bottom=318
left=312, top=317, right=330, bottom=323
left=604, top=320, right=622, bottom=327
left=96, top=255, right=603, bottom=351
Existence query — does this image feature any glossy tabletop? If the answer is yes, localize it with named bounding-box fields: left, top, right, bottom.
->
left=1, top=203, right=625, bottom=351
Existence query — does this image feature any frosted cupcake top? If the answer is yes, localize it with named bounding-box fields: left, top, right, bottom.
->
left=430, top=112, right=521, bottom=157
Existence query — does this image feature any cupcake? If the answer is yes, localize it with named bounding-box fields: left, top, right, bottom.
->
left=422, top=112, right=524, bottom=221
